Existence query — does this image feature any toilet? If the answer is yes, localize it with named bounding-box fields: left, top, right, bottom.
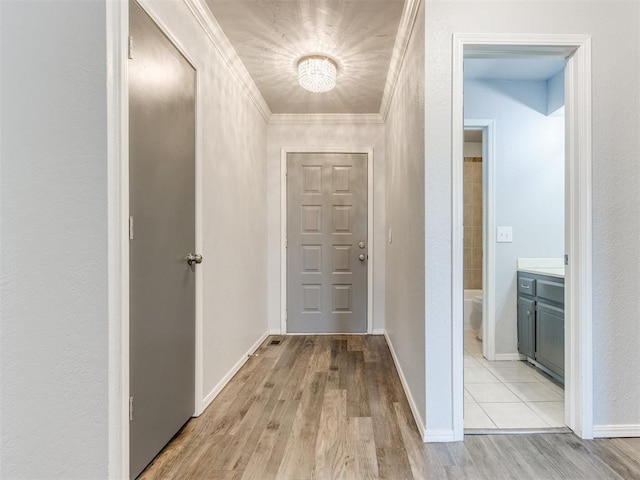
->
left=471, top=295, right=483, bottom=340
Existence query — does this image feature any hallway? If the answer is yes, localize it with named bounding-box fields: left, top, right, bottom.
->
left=139, top=335, right=640, bottom=479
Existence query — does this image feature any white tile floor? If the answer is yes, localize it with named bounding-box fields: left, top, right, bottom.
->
left=464, top=329, right=565, bottom=430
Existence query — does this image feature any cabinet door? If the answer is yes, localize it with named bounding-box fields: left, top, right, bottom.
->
left=517, top=297, right=536, bottom=358
left=536, top=302, right=565, bottom=378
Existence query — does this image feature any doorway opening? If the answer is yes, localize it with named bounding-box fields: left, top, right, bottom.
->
left=452, top=35, right=593, bottom=440
left=462, top=56, right=569, bottom=430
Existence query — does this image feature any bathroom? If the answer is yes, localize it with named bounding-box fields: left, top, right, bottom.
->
left=462, top=58, right=567, bottom=430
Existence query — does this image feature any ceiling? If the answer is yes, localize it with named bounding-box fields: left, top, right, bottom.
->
left=464, top=58, right=566, bottom=81
left=204, top=0, right=406, bottom=114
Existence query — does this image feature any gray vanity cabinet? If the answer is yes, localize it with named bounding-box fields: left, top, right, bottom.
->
left=517, top=297, right=536, bottom=358
left=517, top=272, right=565, bottom=382
left=536, top=303, right=564, bottom=378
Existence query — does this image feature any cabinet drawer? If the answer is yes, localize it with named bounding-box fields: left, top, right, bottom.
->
left=518, top=277, right=536, bottom=296
left=537, top=280, right=564, bottom=305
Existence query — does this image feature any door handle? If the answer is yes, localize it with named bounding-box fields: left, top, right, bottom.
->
left=186, top=253, right=203, bottom=266
left=358, top=254, right=366, bottom=262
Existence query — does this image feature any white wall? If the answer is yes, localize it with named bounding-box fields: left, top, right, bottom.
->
left=143, top=1, right=269, bottom=404
left=267, top=122, right=386, bottom=333
left=1, top=1, right=109, bottom=477
left=465, top=79, right=565, bottom=355
left=463, top=141, right=482, bottom=157
left=426, top=0, right=640, bottom=432
left=385, top=1, right=426, bottom=433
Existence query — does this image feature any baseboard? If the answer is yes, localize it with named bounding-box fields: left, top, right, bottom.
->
left=269, top=329, right=282, bottom=335
left=200, top=330, right=269, bottom=412
left=424, top=429, right=456, bottom=442
left=372, top=328, right=385, bottom=335
left=593, top=424, right=640, bottom=438
left=285, top=332, right=369, bottom=335
left=491, top=353, right=526, bottom=361
left=383, top=331, right=426, bottom=441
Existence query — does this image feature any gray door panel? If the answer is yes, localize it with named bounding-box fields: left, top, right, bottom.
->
left=287, top=153, right=367, bottom=333
left=536, top=303, right=565, bottom=377
left=517, top=297, right=536, bottom=358
left=129, top=1, right=196, bottom=477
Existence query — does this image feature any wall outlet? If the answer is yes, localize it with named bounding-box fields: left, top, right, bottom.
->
left=497, top=226, right=513, bottom=243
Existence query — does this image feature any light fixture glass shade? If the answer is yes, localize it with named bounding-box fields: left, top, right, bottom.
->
left=298, top=56, right=337, bottom=93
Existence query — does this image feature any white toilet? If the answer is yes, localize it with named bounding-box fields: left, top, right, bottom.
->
left=471, top=295, right=483, bottom=340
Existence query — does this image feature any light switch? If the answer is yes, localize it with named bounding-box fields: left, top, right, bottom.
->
left=497, top=226, right=513, bottom=243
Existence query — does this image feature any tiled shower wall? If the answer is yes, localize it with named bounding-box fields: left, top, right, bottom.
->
left=464, top=157, right=483, bottom=289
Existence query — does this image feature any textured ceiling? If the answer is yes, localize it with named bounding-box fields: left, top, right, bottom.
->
left=205, top=0, right=406, bottom=114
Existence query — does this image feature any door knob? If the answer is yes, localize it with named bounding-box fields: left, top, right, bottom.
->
left=186, top=253, right=203, bottom=266
left=358, top=254, right=366, bottom=261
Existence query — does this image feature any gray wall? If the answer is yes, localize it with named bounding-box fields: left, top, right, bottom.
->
left=426, top=0, right=640, bottom=431
left=1, top=1, right=109, bottom=477
left=385, top=1, right=426, bottom=431
left=464, top=79, right=565, bottom=355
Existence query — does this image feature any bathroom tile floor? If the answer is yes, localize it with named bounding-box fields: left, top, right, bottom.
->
left=464, top=329, right=565, bottom=430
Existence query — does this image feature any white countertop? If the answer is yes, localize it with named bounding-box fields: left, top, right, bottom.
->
left=517, top=258, right=565, bottom=279
left=517, top=266, right=565, bottom=278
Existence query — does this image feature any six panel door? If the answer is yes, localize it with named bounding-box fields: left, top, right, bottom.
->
left=287, top=153, right=368, bottom=333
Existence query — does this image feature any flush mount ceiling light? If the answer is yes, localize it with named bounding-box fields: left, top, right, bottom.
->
left=297, top=56, right=337, bottom=93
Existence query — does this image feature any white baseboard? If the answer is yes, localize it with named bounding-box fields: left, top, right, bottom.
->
left=491, top=353, right=525, bottom=361
left=200, top=331, right=269, bottom=412
left=285, top=332, right=369, bottom=335
left=269, top=329, right=282, bottom=335
left=424, top=429, right=456, bottom=442
left=372, top=328, right=385, bottom=335
left=593, top=424, right=640, bottom=438
left=383, top=331, right=426, bottom=441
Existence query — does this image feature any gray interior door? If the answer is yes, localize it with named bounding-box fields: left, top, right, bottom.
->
left=287, top=153, right=368, bottom=333
left=129, top=1, right=196, bottom=477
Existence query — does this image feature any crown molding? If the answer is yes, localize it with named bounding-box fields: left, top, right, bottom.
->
left=378, top=0, right=422, bottom=121
left=183, top=0, right=272, bottom=122
left=269, top=113, right=384, bottom=125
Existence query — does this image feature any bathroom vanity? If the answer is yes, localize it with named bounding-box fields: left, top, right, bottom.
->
left=517, top=260, right=565, bottom=383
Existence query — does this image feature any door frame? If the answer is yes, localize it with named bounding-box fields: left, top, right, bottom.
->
left=451, top=34, right=593, bottom=440
left=463, top=120, right=497, bottom=361
left=280, top=147, right=374, bottom=334
left=107, top=1, right=205, bottom=477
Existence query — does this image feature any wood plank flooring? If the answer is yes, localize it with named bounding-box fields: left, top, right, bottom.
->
left=139, top=335, right=640, bottom=479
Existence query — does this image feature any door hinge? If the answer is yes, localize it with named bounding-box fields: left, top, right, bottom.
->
left=564, top=254, right=569, bottom=266
left=128, top=35, right=133, bottom=59
left=129, top=216, right=134, bottom=240
left=284, top=237, right=287, bottom=248
left=129, top=396, right=134, bottom=421
left=284, top=310, right=287, bottom=321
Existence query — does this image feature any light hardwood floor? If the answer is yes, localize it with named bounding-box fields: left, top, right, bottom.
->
left=139, top=335, right=640, bottom=479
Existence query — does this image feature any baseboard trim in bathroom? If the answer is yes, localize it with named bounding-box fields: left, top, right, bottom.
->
left=465, top=427, right=572, bottom=436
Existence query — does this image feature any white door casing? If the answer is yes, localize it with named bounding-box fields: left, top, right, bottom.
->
left=451, top=34, right=593, bottom=441
left=107, top=1, right=205, bottom=477
left=280, top=148, right=374, bottom=334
